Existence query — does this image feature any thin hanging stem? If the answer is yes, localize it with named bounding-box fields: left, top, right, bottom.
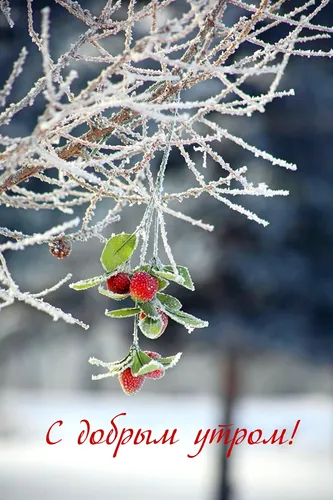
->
left=132, top=314, right=139, bottom=347
left=139, top=92, right=181, bottom=266
left=139, top=199, right=154, bottom=265
left=155, top=92, right=181, bottom=196
left=152, top=92, right=181, bottom=263
left=153, top=210, right=159, bottom=260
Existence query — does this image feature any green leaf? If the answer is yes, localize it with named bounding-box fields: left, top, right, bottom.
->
left=105, top=307, right=140, bottom=318
left=89, top=352, right=134, bottom=378
left=156, top=292, right=182, bottom=311
left=153, top=269, right=177, bottom=281
left=139, top=315, right=163, bottom=339
left=135, top=360, right=164, bottom=377
left=100, top=233, right=137, bottom=272
left=152, top=265, right=194, bottom=290
left=164, top=309, right=208, bottom=331
left=131, top=350, right=155, bottom=375
left=138, top=301, right=159, bottom=319
left=98, top=285, right=130, bottom=301
left=156, top=276, right=169, bottom=291
left=158, top=352, right=182, bottom=369
left=105, top=358, right=133, bottom=376
left=163, top=265, right=194, bottom=290
left=69, top=275, right=105, bottom=291
left=133, top=264, right=149, bottom=272
left=106, top=365, right=125, bottom=376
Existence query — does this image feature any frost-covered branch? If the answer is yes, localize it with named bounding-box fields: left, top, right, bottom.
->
left=0, top=0, right=332, bottom=329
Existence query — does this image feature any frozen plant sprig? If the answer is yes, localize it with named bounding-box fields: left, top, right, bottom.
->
left=72, top=232, right=202, bottom=393
left=0, top=0, right=332, bottom=390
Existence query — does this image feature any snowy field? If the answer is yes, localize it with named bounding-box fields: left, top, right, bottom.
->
left=0, top=391, right=332, bottom=500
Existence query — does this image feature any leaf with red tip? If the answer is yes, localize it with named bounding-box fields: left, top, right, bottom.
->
left=156, top=276, right=169, bottom=291
left=143, top=351, right=165, bottom=379
left=144, top=351, right=161, bottom=359
left=135, top=360, right=165, bottom=377
left=131, top=350, right=153, bottom=375
left=130, top=350, right=164, bottom=378
left=139, top=315, right=163, bottom=339
left=138, top=300, right=159, bottom=319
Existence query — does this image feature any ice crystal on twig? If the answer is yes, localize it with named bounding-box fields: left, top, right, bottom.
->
left=0, top=0, right=14, bottom=28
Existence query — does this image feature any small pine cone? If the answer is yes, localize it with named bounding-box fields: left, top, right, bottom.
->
left=49, top=236, right=72, bottom=259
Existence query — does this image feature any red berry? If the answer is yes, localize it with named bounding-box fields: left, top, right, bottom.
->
left=49, top=236, right=72, bottom=259
left=130, top=271, right=159, bottom=302
left=144, top=350, right=165, bottom=380
left=107, top=273, right=131, bottom=294
left=144, top=350, right=161, bottom=359
left=118, top=367, right=145, bottom=395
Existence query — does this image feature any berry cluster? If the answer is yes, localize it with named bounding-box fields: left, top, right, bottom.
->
left=70, top=232, right=208, bottom=395
left=106, top=270, right=168, bottom=339
left=119, top=351, right=164, bottom=395
left=107, top=270, right=159, bottom=303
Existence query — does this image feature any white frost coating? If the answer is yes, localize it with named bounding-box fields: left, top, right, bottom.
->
left=89, top=355, right=134, bottom=379
left=0, top=251, right=88, bottom=329
left=88, top=351, right=183, bottom=380
left=0, top=0, right=331, bottom=330
left=0, top=0, right=14, bottom=28
left=0, top=218, right=80, bottom=252
left=32, top=273, right=73, bottom=298
left=162, top=352, right=183, bottom=369
left=0, top=48, right=27, bottom=107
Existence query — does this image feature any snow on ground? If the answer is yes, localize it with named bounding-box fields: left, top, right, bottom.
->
left=0, top=391, right=332, bottom=500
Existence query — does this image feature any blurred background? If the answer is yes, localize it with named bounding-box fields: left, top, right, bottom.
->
left=0, top=1, right=333, bottom=499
